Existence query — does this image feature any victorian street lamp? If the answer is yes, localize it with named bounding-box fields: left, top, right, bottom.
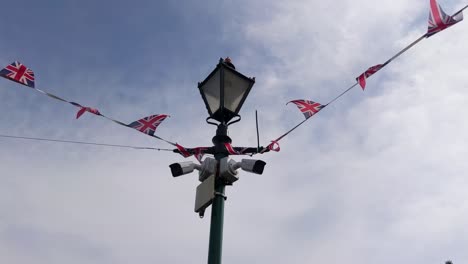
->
left=198, top=57, right=255, bottom=264
left=198, top=57, right=255, bottom=126
left=170, top=58, right=263, bottom=264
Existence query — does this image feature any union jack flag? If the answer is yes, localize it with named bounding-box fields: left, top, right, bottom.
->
left=288, top=100, right=325, bottom=119
left=0, top=61, right=35, bottom=88
left=69, top=102, right=101, bottom=119
left=260, top=140, right=280, bottom=153
left=193, top=147, right=208, bottom=162
left=176, top=143, right=192, bottom=158
left=128, top=114, right=168, bottom=136
left=224, top=143, right=249, bottom=155
left=76, top=106, right=101, bottom=119
left=427, top=0, right=463, bottom=37
left=356, top=64, right=383, bottom=90
left=224, top=143, right=239, bottom=155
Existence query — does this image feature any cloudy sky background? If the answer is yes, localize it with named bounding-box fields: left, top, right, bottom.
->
left=1, top=0, right=468, bottom=263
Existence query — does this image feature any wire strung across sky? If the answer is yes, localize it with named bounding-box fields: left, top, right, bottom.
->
left=259, top=2, right=468, bottom=152
left=0, top=134, right=174, bottom=151
left=0, top=0, right=467, bottom=160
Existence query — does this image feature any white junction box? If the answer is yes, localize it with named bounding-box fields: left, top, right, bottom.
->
left=195, top=174, right=215, bottom=213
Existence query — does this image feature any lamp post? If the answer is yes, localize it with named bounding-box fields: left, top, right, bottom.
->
left=198, top=58, right=255, bottom=264
left=170, top=58, right=262, bottom=264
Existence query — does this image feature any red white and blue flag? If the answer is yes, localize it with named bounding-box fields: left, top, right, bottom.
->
left=224, top=143, right=240, bottom=155
left=76, top=106, right=101, bottom=119
left=260, top=140, right=280, bottom=153
left=0, top=60, right=178, bottom=146
left=128, top=114, right=169, bottom=136
left=193, top=147, right=208, bottom=162
left=288, top=100, right=325, bottom=119
left=224, top=143, right=247, bottom=155
left=0, top=61, right=35, bottom=88
left=427, top=0, right=463, bottom=37
left=70, top=102, right=101, bottom=119
left=176, top=143, right=192, bottom=158
left=268, top=141, right=280, bottom=152
left=356, top=64, right=383, bottom=90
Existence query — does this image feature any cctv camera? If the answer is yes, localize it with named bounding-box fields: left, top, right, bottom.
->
left=219, top=158, right=266, bottom=182
left=198, top=157, right=217, bottom=182
left=239, top=159, right=266, bottom=175
left=219, top=157, right=239, bottom=184
left=169, top=161, right=201, bottom=177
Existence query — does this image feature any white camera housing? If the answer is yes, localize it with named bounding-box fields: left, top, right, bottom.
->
left=198, top=157, right=217, bottom=182
left=170, top=157, right=266, bottom=182
left=169, top=161, right=201, bottom=177
left=219, top=157, right=239, bottom=184
left=218, top=157, right=267, bottom=183
left=239, top=159, right=266, bottom=175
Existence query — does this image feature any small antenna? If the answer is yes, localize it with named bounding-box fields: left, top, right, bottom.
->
left=256, top=110, right=260, bottom=153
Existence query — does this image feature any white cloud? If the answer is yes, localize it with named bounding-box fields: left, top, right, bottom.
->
left=2, top=0, right=468, bottom=263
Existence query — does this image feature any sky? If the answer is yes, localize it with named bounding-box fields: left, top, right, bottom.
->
left=0, top=0, right=468, bottom=263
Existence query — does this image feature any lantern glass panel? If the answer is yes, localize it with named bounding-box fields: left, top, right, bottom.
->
left=200, top=69, right=221, bottom=114
left=223, top=70, right=251, bottom=113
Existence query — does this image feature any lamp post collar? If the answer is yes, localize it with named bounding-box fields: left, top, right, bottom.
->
left=212, top=123, right=232, bottom=146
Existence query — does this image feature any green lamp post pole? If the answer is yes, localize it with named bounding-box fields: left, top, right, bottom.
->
left=207, top=180, right=226, bottom=264
left=207, top=124, right=229, bottom=264
left=197, top=58, right=256, bottom=264
left=171, top=58, right=263, bottom=264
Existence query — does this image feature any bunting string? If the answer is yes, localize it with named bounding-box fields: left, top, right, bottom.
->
left=1, top=0, right=467, bottom=159
left=258, top=0, right=468, bottom=154
left=326, top=83, right=358, bottom=106
left=0, top=64, right=177, bottom=147
left=453, top=4, right=468, bottom=16
left=0, top=134, right=174, bottom=151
